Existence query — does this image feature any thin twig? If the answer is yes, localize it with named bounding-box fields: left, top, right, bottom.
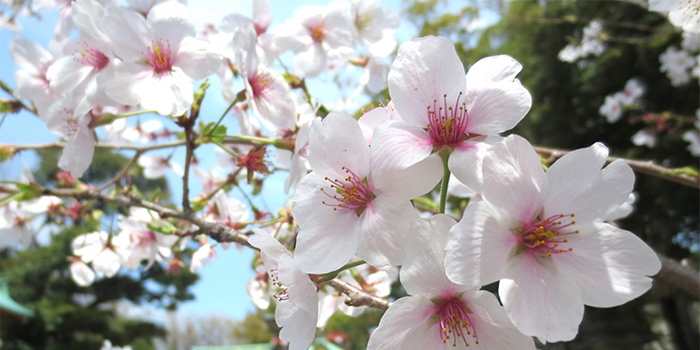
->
left=324, top=278, right=392, bottom=311
left=3, top=140, right=187, bottom=152
left=534, top=146, right=700, bottom=189
left=96, top=151, right=143, bottom=192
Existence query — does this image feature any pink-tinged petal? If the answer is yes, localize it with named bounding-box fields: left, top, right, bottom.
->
left=103, top=5, right=151, bottom=61
left=46, top=55, right=95, bottom=94
left=249, top=69, right=296, bottom=130
left=371, top=152, right=442, bottom=200
left=72, top=231, right=107, bottom=262
left=294, top=42, right=327, bottom=78
left=253, top=0, right=273, bottom=32
left=307, top=112, right=370, bottom=179
left=555, top=223, right=661, bottom=308
left=500, top=254, right=583, bottom=343
left=356, top=195, right=419, bottom=267
left=147, top=1, right=196, bottom=47
left=275, top=300, right=317, bottom=350
left=388, top=36, right=466, bottom=128
left=545, top=153, right=634, bottom=223
left=482, top=135, right=547, bottom=223
left=401, top=313, right=453, bottom=349
left=176, top=37, right=222, bottom=81
left=448, top=136, right=501, bottom=193
left=401, top=215, right=460, bottom=297
left=9, top=37, right=53, bottom=75
left=293, top=174, right=360, bottom=274
left=59, top=123, right=95, bottom=178
left=370, top=121, right=433, bottom=172
left=464, top=55, right=531, bottom=135
left=446, top=201, right=518, bottom=287
left=367, top=296, right=433, bottom=350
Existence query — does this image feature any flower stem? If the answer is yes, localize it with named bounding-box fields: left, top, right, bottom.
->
left=439, top=151, right=451, bottom=214
left=225, top=135, right=276, bottom=145
left=314, top=260, right=367, bottom=283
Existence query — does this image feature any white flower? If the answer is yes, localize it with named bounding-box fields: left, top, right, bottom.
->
left=445, top=135, right=661, bottom=342
left=114, top=208, right=178, bottom=269
left=292, top=112, right=442, bottom=273
left=682, top=31, right=700, bottom=52
left=137, top=155, right=183, bottom=179
left=72, top=231, right=127, bottom=278
left=248, top=229, right=318, bottom=350
left=631, top=129, right=658, bottom=148
left=8, top=37, right=62, bottom=118
left=368, top=215, right=536, bottom=350
left=659, top=46, right=696, bottom=86
left=190, top=243, right=215, bottom=273
left=649, top=0, right=700, bottom=33
left=102, top=1, right=222, bottom=116
left=275, top=1, right=355, bottom=78
left=599, top=94, right=623, bottom=123
left=618, top=79, right=644, bottom=105
left=100, top=339, right=133, bottom=350
left=45, top=97, right=96, bottom=178
left=351, top=0, right=399, bottom=46
left=682, top=130, right=700, bottom=156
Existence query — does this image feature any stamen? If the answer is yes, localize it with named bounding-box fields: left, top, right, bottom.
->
left=425, top=92, right=469, bottom=148
left=518, top=213, right=577, bottom=257
left=320, top=167, right=375, bottom=215
left=435, top=297, right=479, bottom=347
left=144, top=39, right=173, bottom=75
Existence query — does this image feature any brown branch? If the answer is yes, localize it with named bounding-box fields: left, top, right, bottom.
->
left=325, top=278, right=392, bottom=311
left=96, top=151, right=143, bottom=192
left=3, top=140, right=187, bottom=152
left=656, top=254, right=700, bottom=299
left=0, top=79, right=37, bottom=116
left=534, top=146, right=700, bottom=189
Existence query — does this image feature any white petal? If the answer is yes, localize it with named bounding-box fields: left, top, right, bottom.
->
left=400, top=215, right=460, bottom=297
left=308, top=112, right=370, bottom=179
left=370, top=121, right=433, bottom=172
left=58, top=123, right=95, bottom=178
left=70, top=260, right=95, bottom=287
left=356, top=195, right=419, bottom=267
left=294, top=42, right=327, bottom=78
left=275, top=300, right=317, bottom=350
left=292, top=174, right=360, bottom=274
left=367, top=296, right=433, bottom=350
left=147, top=1, right=196, bottom=47
left=371, top=152, right=442, bottom=200
left=482, top=135, right=547, bottom=223
left=500, top=254, right=583, bottom=342
left=388, top=36, right=466, bottom=128
left=555, top=223, right=661, bottom=308
left=448, top=136, right=500, bottom=193
left=446, top=201, right=518, bottom=287
left=176, top=37, right=222, bottom=81
left=464, top=55, right=531, bottom=135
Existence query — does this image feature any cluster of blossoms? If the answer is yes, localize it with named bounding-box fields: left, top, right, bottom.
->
left=0, top=1, right=679, bottom=349
left=598, top=79, right=645, bottom=123
left=650, top=0, right=700, bottom=86
left=558, top=19, right=606, bottom=62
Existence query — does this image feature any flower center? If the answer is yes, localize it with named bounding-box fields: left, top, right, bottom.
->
left=75, top=40, right=109, bottom=70
left=310, top=22, right=326, bottom=42
left=426, top=93, right=469, bottom=148
left=434, top=296, right=479, bottom=347
left=249, top=70, right=275, bottom=98
left=517, top=213, right=578, bottom=257
left=145, top=39, right=173, bottom=75
left=320, top=167, right=375, bottom=216
left=133, top=230, right=157, bottom=248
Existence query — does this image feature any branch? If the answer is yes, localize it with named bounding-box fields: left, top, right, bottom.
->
left=656, top=254, right=700, bottom=299
left=533, top=146, right=700, bottom=189
left=325, top=278, right=392, bottom=311
left=3, top=140, right=187, bottom=152
left=96, top=151, right=143, bottom=192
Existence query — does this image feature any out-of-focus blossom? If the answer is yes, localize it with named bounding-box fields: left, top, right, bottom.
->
left=599, top=94, right=623, bottom=123
left=682, top=130, right=700, bottom=156
left=631, top=129, right=658, bottom=148
left=70, top=258, right=96, bottom=287
left=558, top=20, right=606, bottom=62
left=114, top=208, right=178, bottom=269
left=351, top=0, right=399, bottom=46
left=649, top=0, right=700, bottom=33
left=659, top=46, right=696, bottom=86
left=72, top=231, right=127, bottom=278
left=137, top=155, right=183, bottom=179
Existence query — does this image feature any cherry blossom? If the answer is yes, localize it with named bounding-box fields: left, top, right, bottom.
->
left=275, top=1, right=355, bottom=78
left=599, top=94, right=623, bottom=123
left=0, top=196, right=61, bottom=247
left=249, top=229, right=318, bottom=350
left=649, top=0, right=700, bottom=33
left=8, top=37, right=62, bottom=118
left=659, top=46, right=696, bottom=86
left=102, top=1, right=222, bottom=116
left=232, top=25, right=296, bottom=131
left=72, top=231, right=127, bottom=278
left=351, top=0, right=400, bottom=46
left=137, top=154, right=183, bottom=179
left=45, top=96, right=96, bottom=178
left=367, top=215, right=536, bottom=350
left=220, top=0, right=278, bottom=66
left=445, top=135, right=661, bottom=342
left=292, top=112, right=442, bottom=273
left=372, top=35, right=531, bottom=192
left=190, top=242, right=215, bottom=273
left=114, top=208, right=179, bottom=269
